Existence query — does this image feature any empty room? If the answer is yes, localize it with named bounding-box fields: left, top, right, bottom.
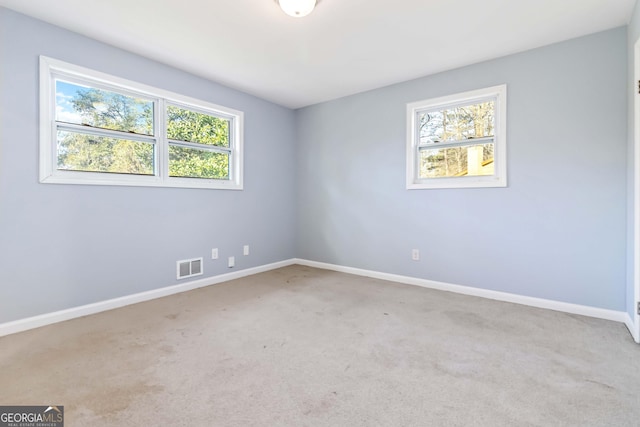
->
left=1, top=0, right=640, bottom=425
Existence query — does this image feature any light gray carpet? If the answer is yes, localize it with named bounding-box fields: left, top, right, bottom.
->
left=1, top=265, right=639, bottom=426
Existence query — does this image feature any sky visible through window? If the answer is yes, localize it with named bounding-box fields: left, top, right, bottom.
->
left=55, top=80, right=84, bottom=124
left=55, top=80, right=153, bottom=135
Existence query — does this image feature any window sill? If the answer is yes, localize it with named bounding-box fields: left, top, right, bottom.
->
left=40, top=171, right=243, bottom=190
left=407, top=175, right=507, bottom=190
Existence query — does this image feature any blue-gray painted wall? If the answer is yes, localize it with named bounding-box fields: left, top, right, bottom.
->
left=0, top=7, right=633, bottom=324
left=0, top=8, right=297, bottom=323
left=296, top=27, right=628, bottom=311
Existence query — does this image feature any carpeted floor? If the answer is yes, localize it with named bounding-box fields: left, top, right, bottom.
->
left=1, top=265, right=639, bottom=426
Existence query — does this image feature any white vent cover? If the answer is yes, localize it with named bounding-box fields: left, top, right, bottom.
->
left=177, top=257, right=203, bottom=280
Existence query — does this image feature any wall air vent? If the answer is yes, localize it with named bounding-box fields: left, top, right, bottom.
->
left=177, top=257, right=203, bottom=280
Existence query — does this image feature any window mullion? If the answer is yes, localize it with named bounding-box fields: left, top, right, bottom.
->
left=168, top=139, right=232, bottom=154
left=417, top=136, right=495, bottom=150
left=157, top=98, right=167, bottom=179
left=229, top=117, right=235, bottom=179
left=55, top=122, right=157, bottom=144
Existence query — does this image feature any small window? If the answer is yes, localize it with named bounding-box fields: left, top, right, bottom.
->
left=406, top=85, right=507, bottom=189
left=40, top=56, right=244, bottom=190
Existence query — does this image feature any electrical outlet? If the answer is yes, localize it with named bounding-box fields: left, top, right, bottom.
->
left=243, top=245, right=250, bottom=256
left=211, top=248, right=218, bottom=259
left=228, top=256, right=235, bottom=268
left=412, top=249, right=420, bottom=261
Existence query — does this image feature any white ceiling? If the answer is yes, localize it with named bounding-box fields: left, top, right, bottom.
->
left=0, top=0, right=636, bottom=109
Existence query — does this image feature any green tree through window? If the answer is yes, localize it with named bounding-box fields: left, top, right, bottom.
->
left=56, top=83, right=155, bottom=175
left=56, top=83, right=232, bottom=179
left=166, top=105, right=231, bottom=179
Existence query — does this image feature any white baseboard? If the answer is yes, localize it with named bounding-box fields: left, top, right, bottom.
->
left=293, top=258, right=629, bottom=325
left=625, top=314, right=640, bottom=343
left=1, top=257, right=633, bottom=340
left=0, top=259, right=296, bottom=337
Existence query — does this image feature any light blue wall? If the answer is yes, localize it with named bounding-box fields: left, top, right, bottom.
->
left=0, top=8, right=297, bottom=323
left=628, top=1, right=640, bottom=321
left=0, top=7, right=632, bottom=324
left=296, top=28, right=628, bottom=311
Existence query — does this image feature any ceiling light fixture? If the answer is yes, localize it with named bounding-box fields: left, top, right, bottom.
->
left=278, top=0, right=317, bottom=18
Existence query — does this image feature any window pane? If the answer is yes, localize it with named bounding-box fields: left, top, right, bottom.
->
left=55, top=80, right=154, bottom=136
left=166, top=105, right=230, bottom=147
left=419, top=101, right=494, bottom=143
left=57, top=131, right=154, bottom=175
left=419, top=143, right=494, bottom=178
left=169, top=145, right=229, bottom=179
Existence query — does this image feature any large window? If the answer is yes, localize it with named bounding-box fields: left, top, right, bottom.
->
left=406, top=85, right=507, bottom=189
left=40, top=56, right=243, bottom=190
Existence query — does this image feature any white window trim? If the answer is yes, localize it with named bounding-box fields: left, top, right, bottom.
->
left=39, top=56, right=244, bottom=190
left=406, top=84, right=507, bottom=190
